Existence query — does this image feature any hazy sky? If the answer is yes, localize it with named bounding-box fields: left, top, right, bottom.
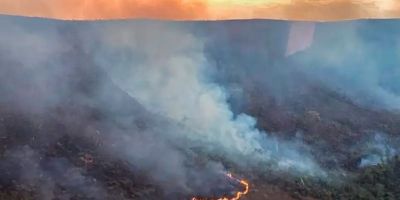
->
left=0, top=0, right=399, bottom=20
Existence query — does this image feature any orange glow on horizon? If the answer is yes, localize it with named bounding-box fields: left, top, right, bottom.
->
left=0, top=0, right=399, bottom=21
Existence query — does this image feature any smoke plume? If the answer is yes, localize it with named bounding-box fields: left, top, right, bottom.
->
left=1, top=15, right=400, bottom=199
left=0, top=16, right=324, bottom=198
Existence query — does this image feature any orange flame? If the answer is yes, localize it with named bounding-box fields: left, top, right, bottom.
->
left=191, top=173, right=249, bottom=200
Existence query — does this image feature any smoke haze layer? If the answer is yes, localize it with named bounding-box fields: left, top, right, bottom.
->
left=0, top=16, right=400, bottom=199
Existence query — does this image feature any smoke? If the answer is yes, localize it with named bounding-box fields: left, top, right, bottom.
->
left=286, top=22, right=315, bottom=56
left=1, top=146, right=106, bottom=200
left=359, top=132, right=399, bottom=167
left=84, top=21, right=322, bottom=174
left=201, top=20, right=400, bottom=112
left=199, top=20, right=400, bottom=175
left=289, top=21, right=400, bottom=111
left=2, top=16, right=400, bottom=199
left=0, top=16, right=324, bottom=199
left=0, top=17, right=229, bottom=197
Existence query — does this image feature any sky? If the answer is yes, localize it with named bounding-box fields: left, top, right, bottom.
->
left=0, top=0, right=399, bottom=21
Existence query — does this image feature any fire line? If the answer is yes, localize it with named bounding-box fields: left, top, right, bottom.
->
left=191, top=173, right=249, bottom=200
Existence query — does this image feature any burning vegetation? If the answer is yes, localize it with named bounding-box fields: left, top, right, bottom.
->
left=191, top=173, right=249, bottom=200
left=0, top=16, right=400, bottom=200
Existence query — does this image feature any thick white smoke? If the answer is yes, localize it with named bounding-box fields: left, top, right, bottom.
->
left=0, top=17, right=325, bottom=198
left=85, top=22, right=322, bottom=175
